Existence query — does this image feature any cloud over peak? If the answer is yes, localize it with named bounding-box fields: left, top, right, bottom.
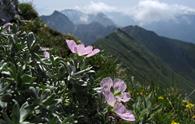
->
left=75, top=1, right=118, bottom=14
left=74, top=0, right=195, bottom=25
left=130, top=0, right=195, bottom=24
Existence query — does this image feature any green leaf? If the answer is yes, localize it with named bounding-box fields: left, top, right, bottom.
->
left=19, top=102, right=30, bottom=123
left=21, top=74, right=36, bottom=84
left=27, top=32, right=36, bottom=49
left=10, top=100, right=20, bottom=123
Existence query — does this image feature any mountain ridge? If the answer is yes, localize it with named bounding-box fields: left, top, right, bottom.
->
left=96, top=27, right=195, bottom=99
left=40, top=10, right=116, bottom=44
left=122, top=25, right=195, bottom=82
left=61, top=9, right=115, bottom=27
left=41, top=10, right=75, bottom=34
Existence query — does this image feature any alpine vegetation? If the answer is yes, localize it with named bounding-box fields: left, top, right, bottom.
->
left=0, top=2, right=194, bottom=123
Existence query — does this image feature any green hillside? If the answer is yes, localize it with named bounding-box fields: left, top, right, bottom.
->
left=122, top=26, right=195, bottom=83
left=96, top=29, right=195, bottom=97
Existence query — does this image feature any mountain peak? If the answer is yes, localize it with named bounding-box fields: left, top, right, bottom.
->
left=123, top=25, right=159, bottom=38
left=48, top=10, right=72, bottom=23
left=52, top=10, right=64, bottom=16
left=62, top=9, right=83, bottom=13
left=41, top=10, right=75, bottom=34
left=61, top=9, right=115, bottom=27
left=124, top=25, right=153, bottom=33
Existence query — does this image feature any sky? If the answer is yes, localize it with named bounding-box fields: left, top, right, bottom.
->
left=19, top=0, right=195, bottom=24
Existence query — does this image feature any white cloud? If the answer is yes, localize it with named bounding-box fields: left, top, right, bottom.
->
left=80, top=15, right=89, bottom=23
left=73, top=0, right=195, bottom=25
left=130, top=0, right=195, bottom=25
left=75, top=1, right=119, bottom=14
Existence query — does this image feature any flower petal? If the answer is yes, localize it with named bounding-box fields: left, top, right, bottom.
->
left=43, top=51, right=50, bottom=59
left=113, top=79, right=127, bottom=93
left=66, top=40, right=77, bottom=53
left=116, top=92, right=131, bottom=103
left=100, top=77, right=113, bottom=92
left=85, top=45, right=93, bottom=54
left=86, top=48, right=100, bottom=57
left=114, top=103, right=135, bottom=122
left=76, top=44, right=89, bottom=56
left=103, top=91, right=116, bottom=107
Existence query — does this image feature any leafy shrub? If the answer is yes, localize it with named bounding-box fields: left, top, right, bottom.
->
left=19, top=19, right=77, bottom=57
left=18, top=3, right=38, bottom=20
left=0, top=24, right=107, bottom=123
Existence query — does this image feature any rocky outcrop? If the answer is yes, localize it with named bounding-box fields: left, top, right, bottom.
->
left=0, top=0, right=19, bottom=25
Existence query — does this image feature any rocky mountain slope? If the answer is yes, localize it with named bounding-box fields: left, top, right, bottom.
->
left=41, top=10, right=116, bottom=44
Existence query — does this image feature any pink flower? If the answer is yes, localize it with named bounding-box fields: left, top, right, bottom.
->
left=100, top=77, right=135, bottom=122
left=66, top=40, right=77, bottom=53
left=114, top=102, right=135, bottom=122
left=116, top=92, right=131, bottom=103
left=100, top=77, right=131, bottom=106
left=40, top=47, right=50, bottom=59
left=103, top=91, right=116, bottom=107
left=100, top=77, right=113, bottom=92
left=43, top=51, right=50, bottom=59
left=113, top=79, right=127, bottom=93
left=66, top=40, right=100, bottom=57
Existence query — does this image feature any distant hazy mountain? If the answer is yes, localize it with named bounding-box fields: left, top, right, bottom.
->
left=96, top=26, right=195, bottom=99
left=100, top=11, right=195, bottom=43
left=89, top=13, right=115, bottom=27
left=61, top=9, right=115, bottom=27
left=41, top=11, right=75, bottom=34
left=46, top=9, right=195, bottom=43
left=61, top=9, right=88, bottom=25
left=75, top=22, right=116, bottom=44
left=104, top=12, right=136, bottom=27
left=143, top=15, right=195, bottom=43
left=55, top=9, right=195, bottom=43
left=41, top=10, right=116, bottom=44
